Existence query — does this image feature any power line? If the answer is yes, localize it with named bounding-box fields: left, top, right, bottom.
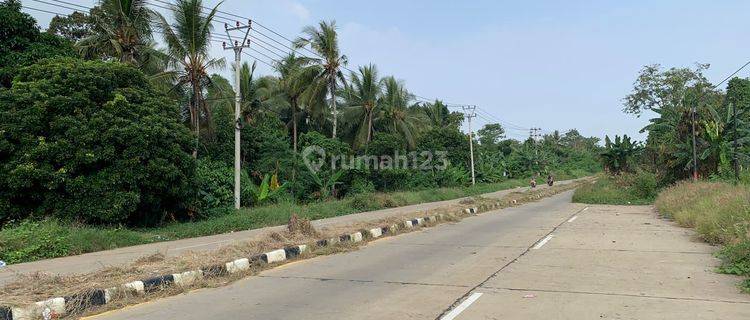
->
left=34, top=0, right=540, bottom=134
left=30, top=0, right=84, bottom=13
left=21, top=5, right=64, bottom=16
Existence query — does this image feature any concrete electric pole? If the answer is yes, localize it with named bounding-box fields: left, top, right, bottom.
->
left=529, top=127, right=542, bottom=173
left=223, top=20, right=252, bottom=210
left=463, top=105, right=477, bottom=185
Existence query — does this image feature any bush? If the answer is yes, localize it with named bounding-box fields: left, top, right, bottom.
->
left=0, top=58, right=196, bottom=226
left=572, top=173, right=656, bottom=205
left=194, top=159, right=252, bottom=215
left=630, top=170, right=658, bottom=200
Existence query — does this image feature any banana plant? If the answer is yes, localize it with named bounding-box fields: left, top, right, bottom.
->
left=307, top=168, right=346, bottom=200
left=245, top=173, right=288, bottom=205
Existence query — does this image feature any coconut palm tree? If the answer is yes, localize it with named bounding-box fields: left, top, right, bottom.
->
left=294, top=20, right=347, bottom=139
left=273, top=54, right=319, bottom=152
left=238, top=61, right=284, bottom=122
left=422, top=100, right=463, bottom=129
left=77, top=0, right=155, bottom=65
left=155, top=0, right=225, bottom=157
left=341, top=64, right=382, bottom=150
left=375, top=76, right=424, bottom=149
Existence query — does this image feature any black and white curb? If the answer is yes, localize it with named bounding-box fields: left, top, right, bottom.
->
left=0, top=203, right=496, bottom=320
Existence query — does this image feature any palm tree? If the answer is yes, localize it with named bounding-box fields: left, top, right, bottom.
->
left=77, top=0, right=155, bottom=64
left=294, top=20, right=347, bottom=139
left=273, top=54, right=319, bottom=152
left=342, top=64, right=382, bottom=149
left=238, top=61, right=284, bottom=122
left=375, top=76, right=424, bottom=149
left=155, top=0, right=225, bottom=157
left=422, top=100, right=462, bottom=129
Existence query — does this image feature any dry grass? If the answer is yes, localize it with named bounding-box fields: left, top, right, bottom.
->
left=655, top=180, right=750, bottom=293
left=655, top=181, right=750, bottom=245
left=0, top=180, right=586, bottom=318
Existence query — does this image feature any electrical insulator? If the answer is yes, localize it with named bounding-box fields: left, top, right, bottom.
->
left=234, top=41, right=238, bottom=46
left=222, top=42, right=226, bottom=49
left=224, top=23, right=228, bottom=29
left=236, top=21, right=240, bottom=27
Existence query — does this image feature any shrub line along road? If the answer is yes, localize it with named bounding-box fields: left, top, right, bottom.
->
left=0, top=180, right=582, bottom=286
left=86, top=191, right=750, bottom=320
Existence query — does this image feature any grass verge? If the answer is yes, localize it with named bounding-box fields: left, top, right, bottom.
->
left=655, top=181, right=750, bottom=293
left=0, top=173, right=590, bottom=265
left=572, top=172, right=658, bottom=205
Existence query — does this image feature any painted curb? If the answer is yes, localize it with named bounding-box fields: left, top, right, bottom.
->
left=0, top=194, right=545, bottom=320
left=262, top=249, right=287, bottom=264
left=368, top=227, right=383, bottom=238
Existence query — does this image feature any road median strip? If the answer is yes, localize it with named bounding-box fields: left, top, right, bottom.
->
left=0, top=181, right=584, bottom=320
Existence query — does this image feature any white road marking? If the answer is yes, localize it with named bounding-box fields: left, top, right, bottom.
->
left=567, top=216, right=578, bottom=223
left=582, top=206, right=589, bottom=212
left=532, top=234, right=554, bottom=249
left=441, top=292, right=483, bottom=320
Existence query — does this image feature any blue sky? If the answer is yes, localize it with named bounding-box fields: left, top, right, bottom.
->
left=23, top=0, right=750, bottom=141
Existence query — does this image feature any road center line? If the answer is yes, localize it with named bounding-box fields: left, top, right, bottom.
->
left=440, top=292, right=483, bottom=320
left=567, top=215, right=578, bottom=223
left=532, top=234, right=554, bottom=249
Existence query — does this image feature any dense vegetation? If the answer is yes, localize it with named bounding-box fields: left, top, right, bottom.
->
left=0, top=0, right=600, bottom=262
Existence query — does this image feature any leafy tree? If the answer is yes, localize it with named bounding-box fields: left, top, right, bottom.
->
left=77, top=0, right=155, bottom=64
left=0, top=0, right=75, bottom=87
left=0, top=58, right=196, bottom=226
left=156, top=0, right=225, bottom=157
left=417, top=127, right=470, bottom=169
left=48, top=10, right=95, bottom=42
left=477, top=123, right=505, bottom=150
left=295, top=20, right=348, bottom=138
left=623, top=63, right=712, bottom=116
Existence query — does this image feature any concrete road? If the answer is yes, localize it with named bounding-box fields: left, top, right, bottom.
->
left=0, top=179, right=581, bottom=286
left=87, top=191, right=750, bottom=320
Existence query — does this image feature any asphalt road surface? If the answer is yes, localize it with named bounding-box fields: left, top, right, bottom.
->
left=87, top=191, right=750, bottom=320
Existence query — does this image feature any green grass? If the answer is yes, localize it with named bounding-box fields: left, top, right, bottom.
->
left=655, top=181, right=750, bottom=293
left=0, top=174, right=592, bottom=265
left=572, top=172, right=658, bottom=205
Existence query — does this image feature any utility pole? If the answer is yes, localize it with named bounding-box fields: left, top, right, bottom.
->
left=691, top=104, right=699, bottom=181
left=529, top=127, right=542, bottom=174
left=223, top=20, right=252, bottom=210
left=463, top=105, right=477, bottom=185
